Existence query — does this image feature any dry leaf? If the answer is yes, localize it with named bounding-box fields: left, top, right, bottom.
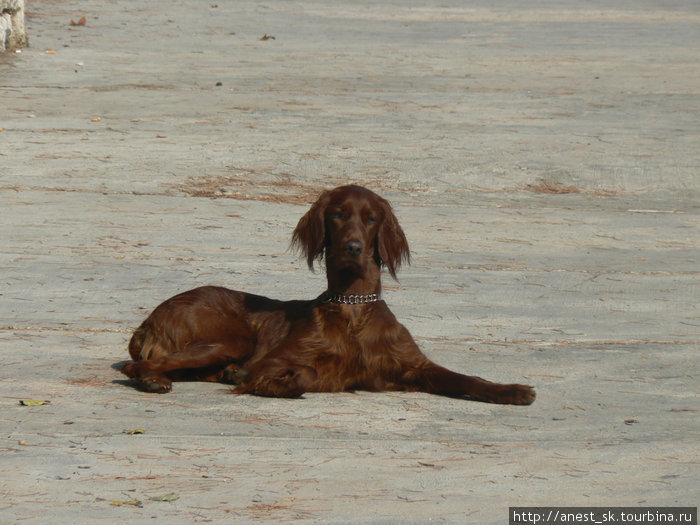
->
left=122, top=429, right=145, bottom=435
left=19, top=400, right=51, bottom=406
left=70, top=16, right=87, bottom=26
left=110, top=499, right=142, bottom=507
left=149, top=493, right=179, bottom=502
left=91, top=117, right=101, bottom=122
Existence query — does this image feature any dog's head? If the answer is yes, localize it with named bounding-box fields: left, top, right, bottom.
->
left=292, top=185, right=410, bottom=280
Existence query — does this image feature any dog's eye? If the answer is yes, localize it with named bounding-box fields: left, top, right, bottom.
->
left=366, top=215, right=377, bottom=224
left=331, top=210, right=345, bottom=220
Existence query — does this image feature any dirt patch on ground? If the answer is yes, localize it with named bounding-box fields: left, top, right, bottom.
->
left=178, top=172, right=320, bottom=204
left=524, top=179, right=620, bottom=196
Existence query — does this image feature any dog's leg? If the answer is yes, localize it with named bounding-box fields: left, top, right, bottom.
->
left=405, top=364, right=536, bottom=405
left=121, top=340, right=253, bottom=393
left=234, top=358, right=317, bottom=398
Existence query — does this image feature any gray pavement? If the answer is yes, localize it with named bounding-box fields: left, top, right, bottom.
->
left=1, top=1, right=698, bottom=523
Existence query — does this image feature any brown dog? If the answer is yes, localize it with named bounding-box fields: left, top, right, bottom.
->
left=121, top=185, right=535, bottom=404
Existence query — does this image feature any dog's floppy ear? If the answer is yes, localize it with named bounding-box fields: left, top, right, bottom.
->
left=291, top=190, right=331, bottom=271
left=376, top=197, right=410, bottom=280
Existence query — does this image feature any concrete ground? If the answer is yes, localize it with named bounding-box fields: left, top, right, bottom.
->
left=1, top=0, right=698, bottom=523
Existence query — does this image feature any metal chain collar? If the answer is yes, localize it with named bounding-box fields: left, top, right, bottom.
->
left=325, top=293, right=380, bottom=305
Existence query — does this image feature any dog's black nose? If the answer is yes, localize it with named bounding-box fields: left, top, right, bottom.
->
left=344, top=240, right=363, bottom=257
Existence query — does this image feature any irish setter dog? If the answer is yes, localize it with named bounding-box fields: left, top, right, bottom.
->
left=121, top=185, right=535, bottom=405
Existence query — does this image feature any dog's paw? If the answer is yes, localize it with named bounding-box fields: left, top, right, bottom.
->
left=120, top=361, right=140, bottom=378
left=141, top=377, right=172, bottom=393
left=120, top=361, right=172, bottom=393
left=499, top=383, right=536, bottom=405
left=218, top=364, right=247, bottom=384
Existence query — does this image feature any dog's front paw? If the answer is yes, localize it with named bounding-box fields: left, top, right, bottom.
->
left=499, top=383, right=536, bottom=405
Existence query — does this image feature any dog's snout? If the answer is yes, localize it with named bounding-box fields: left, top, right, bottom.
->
left=344, top=240, right=363, bottom=257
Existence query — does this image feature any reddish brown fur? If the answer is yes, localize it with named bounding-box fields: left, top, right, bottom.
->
left=121, top=185, right=535, bottom=405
